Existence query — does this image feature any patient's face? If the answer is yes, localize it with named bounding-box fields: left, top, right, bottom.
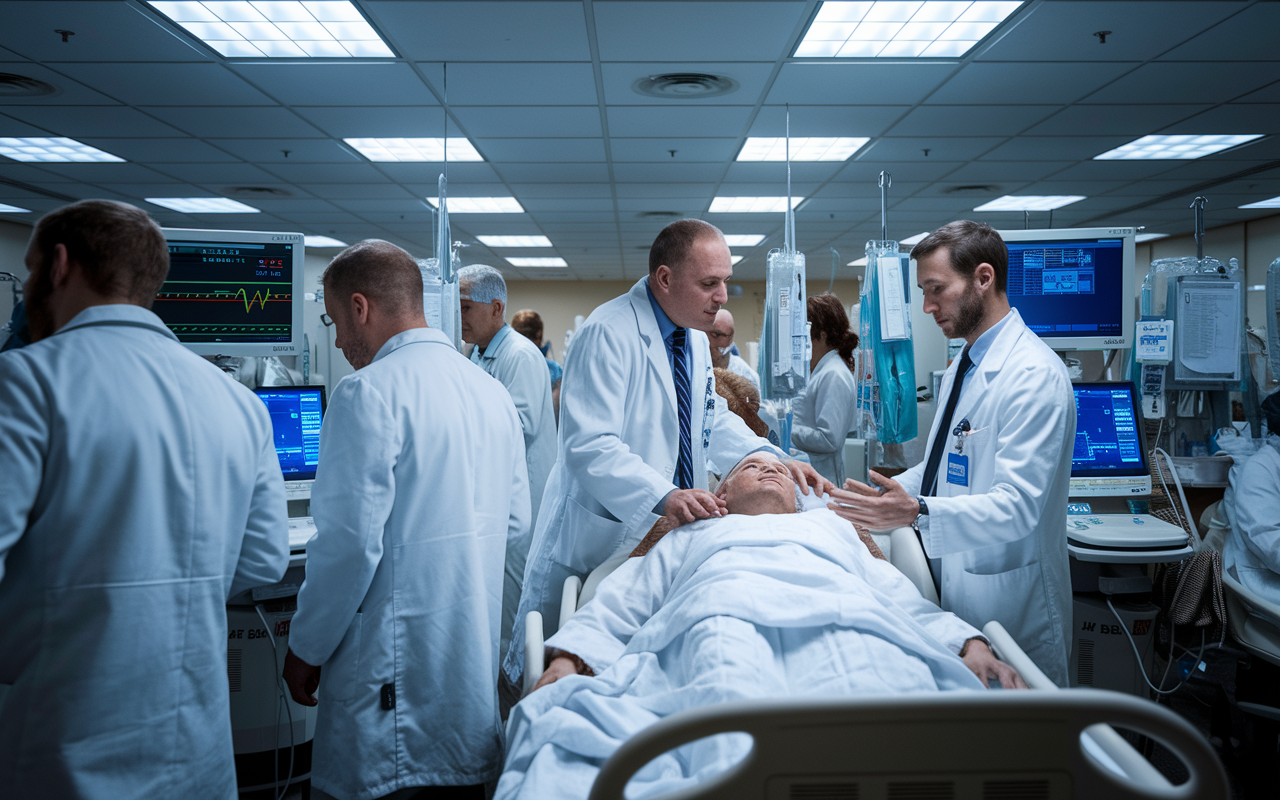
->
left=719, top=453, right=797, bottom=516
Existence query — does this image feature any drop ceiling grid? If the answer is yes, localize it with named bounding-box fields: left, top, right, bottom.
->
left=0, top=1, right=1275, bottom=281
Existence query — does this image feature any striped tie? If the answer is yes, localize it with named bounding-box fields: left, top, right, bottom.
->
left=670, top=328, right=694, bottom=490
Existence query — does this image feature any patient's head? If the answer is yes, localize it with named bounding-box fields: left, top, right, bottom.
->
left=716, top=452, right=798, bottom=516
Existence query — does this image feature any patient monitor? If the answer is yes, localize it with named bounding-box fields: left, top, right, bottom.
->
left=253, top=385, right=326, bottom=554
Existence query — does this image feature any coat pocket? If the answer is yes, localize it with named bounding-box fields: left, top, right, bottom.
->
left=952, top=561, right=1047, bottom=647
left=321, top=612, right=362, bottom=702
left=554, top=496, right=626, bottom=574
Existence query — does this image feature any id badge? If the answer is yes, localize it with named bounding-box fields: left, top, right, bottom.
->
left=946, top=452, right=969, bottom=487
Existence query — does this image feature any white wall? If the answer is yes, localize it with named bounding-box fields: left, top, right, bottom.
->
left=0, top=217, right=32, bottom=325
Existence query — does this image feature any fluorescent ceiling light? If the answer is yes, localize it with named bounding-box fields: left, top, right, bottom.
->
left=426, top=197, right=524, bottom=213
left=736, top=137, right=869, bottom=162
left=900, top=231, right=931, bottom=245
left=0, top=137, right=124, bottom=163
left=305, top=235, right=347, bottom=247
left=795, top=1, right=1023, bottom=59
left=344, top=138, right=483, bottom=162
left=973, top=195, right=1084, bottom=212
left=848, top=257, right=868, bottom=267
left=147, top=1, right=394, bottom=58
left=1248, top=285, right=1265, bottom=292
left=506, top=257, right=567, bottom=267
left=1094, top=134, right=1263, bottom=161
left=477, top=235, right=553, bottom=247
left=146, top=197, right=261, bottom=213
left=730, top=255, right=745, bottom=265
left=1240, top=195, right=1280, bottom=209
left=723, top=234, right=767, bottom=247
left=0, top=203, right=32, bottom=213
left=1135, top=233, right=1169, bottom=243
left=709, top=196, right=804, bottom=213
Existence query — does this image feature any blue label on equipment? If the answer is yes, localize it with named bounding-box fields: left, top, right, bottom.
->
left=946, top=453, right=969, bottom=487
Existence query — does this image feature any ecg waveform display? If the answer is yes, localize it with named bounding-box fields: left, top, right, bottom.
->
left=1072, top=386, right=1144, bottom=475
left=153, top=241, right=295, bottom=343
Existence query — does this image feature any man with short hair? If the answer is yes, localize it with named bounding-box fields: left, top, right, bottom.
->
left=284, top=240, right=529, bottom=800
left=708, top=308, right=759, bottom=389
left=504, top=218, right=829, bottom=688
left=458, top=264, right=557, bottom=666
left=829, top=220, right=1075, bottom=686
left=0, top=199, right=290, bottom=797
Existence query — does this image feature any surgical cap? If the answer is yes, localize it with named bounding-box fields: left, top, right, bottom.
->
left=457, top=264, right=507, bottom=306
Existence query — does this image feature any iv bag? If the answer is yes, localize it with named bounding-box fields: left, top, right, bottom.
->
left=862, top=240, right=917, bottom=445
left=417, top=258, right=443, bottom=328
left=761, top=248, right=808, bottom=401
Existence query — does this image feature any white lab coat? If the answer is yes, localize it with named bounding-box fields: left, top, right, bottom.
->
left=0, top=304, right=290, bottom=799
left=726, top=352, right=760, bottom=389
left=1224, top=436, right=1280, bottom=602
left=896, top=309, right=1075, bottom=687
left=792, top=349, right=857, bottom=486
left=290, top=327, right=529, bottom=800
left=503, top=278, right=780, bottom=683
left=470, top=324, right=557, bottom=659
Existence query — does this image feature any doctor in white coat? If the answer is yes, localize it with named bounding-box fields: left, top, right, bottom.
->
left=284, top=241, right=529, bottom=800
left=0, top=200, right=290, bottom=798
left=504, top=219, right=829, bottom=686
left=829, top=221, right=1075, bottom=687
left=458, top=264, right=557, bottom=665
left=792, top=293, right=859, bottom=486
left=1224, top=390, right=1280, bottom=603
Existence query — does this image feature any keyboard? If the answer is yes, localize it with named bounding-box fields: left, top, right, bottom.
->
left=287, top=516, right=317, bottom=549
left=284, top=480, right=313, bottom=501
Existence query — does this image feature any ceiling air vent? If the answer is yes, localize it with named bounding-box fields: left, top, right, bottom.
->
left=633, top=73, right=739, bottom=99
left=943, top=185, right=1001, bottom=196
left=224, top=186, right=293, bottom=198
left=637, top=211, right=682, bottom=219
left=0, top=73, right=58, bottom=98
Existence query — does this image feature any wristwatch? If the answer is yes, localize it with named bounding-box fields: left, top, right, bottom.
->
left=912, top=497, right=929, bottom=533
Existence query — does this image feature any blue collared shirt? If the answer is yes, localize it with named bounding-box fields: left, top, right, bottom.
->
left=645, top=281, right=689, bottom=373
left=470, top=323, right=512, bottom=364
left=956, top=309, right=1013, bottom=391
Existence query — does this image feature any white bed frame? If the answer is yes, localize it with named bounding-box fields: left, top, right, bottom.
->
left=520, top=525, right=1229, bottom=799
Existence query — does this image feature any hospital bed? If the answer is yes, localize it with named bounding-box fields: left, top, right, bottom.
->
left=520, top=522, right=1229, bottom=799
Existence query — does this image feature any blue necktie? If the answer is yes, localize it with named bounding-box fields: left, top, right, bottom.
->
left=670, top=328, right=694, bottom=490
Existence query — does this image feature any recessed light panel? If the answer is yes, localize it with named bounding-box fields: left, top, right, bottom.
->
left=709, top=197, right=804, bottom=213
left=1240, top=195, right=1280, bottom=209
left=1094, top=134, right=1263, bottom=161
left=425, top=197, right=525, bottom=213
left=795, top=1, right=1023, bottom=59
left=730, top=255, right=745, bottom=265
left=304, top=235, right=347, bottom=247
left=146, top=197, right=261, bottom=213
left=506, top=257, right=567, bottom=267
left=477, top=235, right=553, bottom=247
left=723, top=234, right=767, bottom=247
left=973, top=195, right=1084, bottom=212
left=0, top=137, right=124, bottom=163
left=847, top=257, right=868, bottom=267
left=899, top=231, right=931, bottom=245
left=736, top=137, right=870, bottom=162
left=147, top=1, right=394, bottom=58
left=0, top=203, right=32, bottom=213
left=344, top=138, right=483, bottom=162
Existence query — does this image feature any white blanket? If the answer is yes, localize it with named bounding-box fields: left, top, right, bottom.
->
left=498, top=509, right=986, bottom=800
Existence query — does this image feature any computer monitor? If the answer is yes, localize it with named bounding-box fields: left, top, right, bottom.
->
left=1069, top=381, right=1151, bottom=497
left=997, top=227, right=1136, bottom=351
left=154, top=227, right=305, bottom=357
left=253, top=386, right=325, bottom=482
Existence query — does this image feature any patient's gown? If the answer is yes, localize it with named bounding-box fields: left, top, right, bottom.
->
left=497, top=509, right=986, bottom=800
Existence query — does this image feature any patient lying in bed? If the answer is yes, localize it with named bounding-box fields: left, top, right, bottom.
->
left=497, top=452, right=1026, bottom=800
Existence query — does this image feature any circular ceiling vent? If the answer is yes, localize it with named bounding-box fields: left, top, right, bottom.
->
left=0, top=73, right=59, bottom=98
left=632, top=73, right=739, bottom=99
left=943, top=184, right=1001, bottom=195
left=636, top=210, right=682, bottom=219
left=224, top=186, right=293, bottom=198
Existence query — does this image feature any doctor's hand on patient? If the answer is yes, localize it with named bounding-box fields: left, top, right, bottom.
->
left=787, top=461, right=836, bottom=497
left=663, top=489, right=728, bottom=525
left=960, top=639, right=1028, bottom=690
left=827, top=471, right=918, bottom=532
left=283, top=648, right=322, bottom=707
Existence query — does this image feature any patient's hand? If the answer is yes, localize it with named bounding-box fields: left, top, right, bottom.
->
left=532, top=657, right=580, bottom=692
left=960, top=639, right=1028, bottom=690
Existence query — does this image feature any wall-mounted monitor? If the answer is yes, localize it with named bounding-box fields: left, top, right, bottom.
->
left=996, top=227, right=1136, bottom=352
left=155, top=227, right=304, bottom=357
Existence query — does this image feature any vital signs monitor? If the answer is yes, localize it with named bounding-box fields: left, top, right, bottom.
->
left=254, top=386, right=325, bottom=482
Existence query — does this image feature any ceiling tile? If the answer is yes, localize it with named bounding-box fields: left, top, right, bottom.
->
left=375, top=163, right=501, bottom=184
left=609, top=138, right=736, bottom=162
left=749, top=105, right=907, bottom=138
left=209, top=139, right=362, bottom=164
left=509, top=184, right=613, bottom=199
left=441, top=63, right=597, bottom=105
left=266, top=163, right=397, bottom=183
left=979, top=136, right=1133, bottom=161
left=28, top=162, right=172, bottom=183
left=331, top=199, right=434, bottom=213
left=497, top=163, right=610, bottom=182
left=521, top=198, right=615, bottom=212
left=977, top=2, right=1244, bottom=62
left=452, top=106, right=602, bottom=138
left=2, top=106, right=184, bottom=137
left=613, top=163, right=725, bottom=182
left=159, top=162, right=290, bottom=184
left=888, top=106, right=1061, bottom=137
left=607, top=106, right=752, bottom=138
left=1084, top=63, right=1280, bottom=104
left=365, top=2, right=591, bottom=61
left=594, top=2, right=803, bottom=62
left=1024, top=104, right=1211, bottom=136
left=1158, top=105, right=1280, bottom=135
left=926, top=62, right=1136, bottom=105
left=476, top=138, right=606, bottom=163
left=858, top=138, right=1006, bottom=161
left=941, top=160, right=1076, bottom=182
left=0, top=112, right=65, bottom=137
left=599, top=62, right=774, bottom=105
left=616, top=198, right=707, bottom=212
left=0, top=62, right=121, bottom=105
left=768, top=64, right=955, bottom=106
left=838, top=159, right=960, bottom=182
left=1237, top=81, right=1280, bottom=103
left=1041, top=160, right=1183, bottom=181
left=56, top=63, right=274, bottom=106
left=723, top=162, right=846, bottom=183
left=0, top=1, right=209, bottom=62
left=1159, top=3, right=1280, bottom=61
left=76, top=138, right=241, bottom=163
left=230, top=63, right=439, bottom=107
left=297, top=184, right=414, bottom=200
left=292, top=106, right=461, bottom=139
left=615, top=183, right=715, bottom=198
left=145, top=107, right=322, bottom=139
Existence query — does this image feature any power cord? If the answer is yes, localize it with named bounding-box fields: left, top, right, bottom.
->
left=1107, top=597, right=1206, bottom=696
left=255, top=603, right=296, bottom=800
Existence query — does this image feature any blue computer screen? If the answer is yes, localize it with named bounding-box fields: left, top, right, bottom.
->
left=1071, top=384, right=1146, bottom=477
left=254, top=387, right=324, bottom=481
left=1006, top=238, right=1125, bottom=338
